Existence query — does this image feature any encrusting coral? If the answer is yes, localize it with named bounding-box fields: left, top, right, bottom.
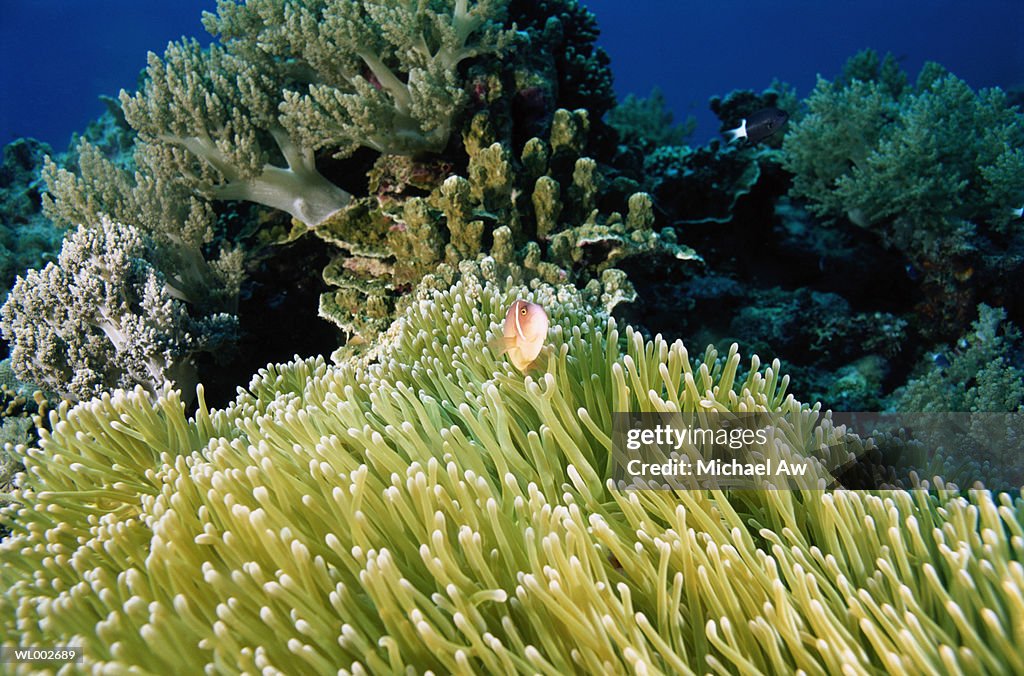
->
left=314, top=108, right=701, bottom=340
left=2, top=271, right=1022, bottom=673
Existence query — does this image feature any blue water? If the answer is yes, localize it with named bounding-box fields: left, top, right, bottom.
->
left=1, top=1, right=1022, bottom=150
left=0, top=1, right=214, bottom=149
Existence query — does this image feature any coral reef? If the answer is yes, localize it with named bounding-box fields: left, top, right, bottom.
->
left=45, top=0, right=620, bottom=238
left=507, top=0, right=615, bottom=121
left=782, top=49, right=1024, bottom=339
left=4, top=7, right=1024, bottom=670
left=621, top=55, right=1023, bottom=411
left=313, top=108, right=701, bottom=339
left=0, top=219, right=238, bottom=402
left=112, top=0, right=517, bottom=228
left=0, top=139, right=64, bottom=303
left=890, top=303, right=1024, bottom=412
left=2, top=273, right=1023, bottom=672
left=605, top=87, right=695, bottom=153
left=17, top=0, right=632, bottom=401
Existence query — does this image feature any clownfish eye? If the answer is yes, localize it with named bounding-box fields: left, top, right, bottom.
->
left=520, top=308, right=528, bottom=315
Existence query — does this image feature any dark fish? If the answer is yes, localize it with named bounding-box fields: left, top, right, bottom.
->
left=932, top=353, right=950, bottom=369
left=725, top=107, right=789, bottom=144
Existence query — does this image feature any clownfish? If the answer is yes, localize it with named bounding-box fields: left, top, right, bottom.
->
left=490, top=299, right=549, bottom=372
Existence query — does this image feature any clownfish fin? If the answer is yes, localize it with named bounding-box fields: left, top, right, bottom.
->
left=520, top=345, right=551, bottom=373
left=488, top=335, right=514, bottom=357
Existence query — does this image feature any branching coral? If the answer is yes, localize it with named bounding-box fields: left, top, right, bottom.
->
left=890, top=303, right=1024, bottom=412
left=782, top=50, right=1024, bottom=341
left=2, top=272, right=1022, bottom=672
left=782, top=50, right=1024, bottom=251
left=200, top=0, right=516, bottom=161
left=0, top=218, right=238, bottom=402
left=39, top=0, right=520, bottom=237
left=120, top=39, right=352, bottom=227
left=606, top=87, right=695, bottom=152
left=42, top=139, right=243, bottom=314
left=280, top=0, right=516, bottom=157
left=30, top=139, right=245, bottom=399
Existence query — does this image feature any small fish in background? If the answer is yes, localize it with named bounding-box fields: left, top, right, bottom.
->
left=724, top=107, right=789, bottom=144
left=490, top=299, right=549, bottom=372
left=1012, top=206, right=1023, bottom=219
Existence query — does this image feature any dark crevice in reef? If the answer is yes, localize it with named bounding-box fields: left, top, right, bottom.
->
left=617, top=162, right=922, bottom=411
left=194, top=236, right=343, bottom=408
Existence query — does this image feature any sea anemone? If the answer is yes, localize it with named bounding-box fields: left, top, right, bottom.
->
left=1, top=272, right=1021, bottom=673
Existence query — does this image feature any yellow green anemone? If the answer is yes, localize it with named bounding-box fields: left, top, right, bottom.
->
left=1, top=272, right=1022, bottom=673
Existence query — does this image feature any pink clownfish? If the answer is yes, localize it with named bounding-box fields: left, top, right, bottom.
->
left=490, top=299, right=549, bottom=372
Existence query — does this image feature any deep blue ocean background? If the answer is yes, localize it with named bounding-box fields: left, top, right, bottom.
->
left=2, top=1, right=1023, bottom=150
